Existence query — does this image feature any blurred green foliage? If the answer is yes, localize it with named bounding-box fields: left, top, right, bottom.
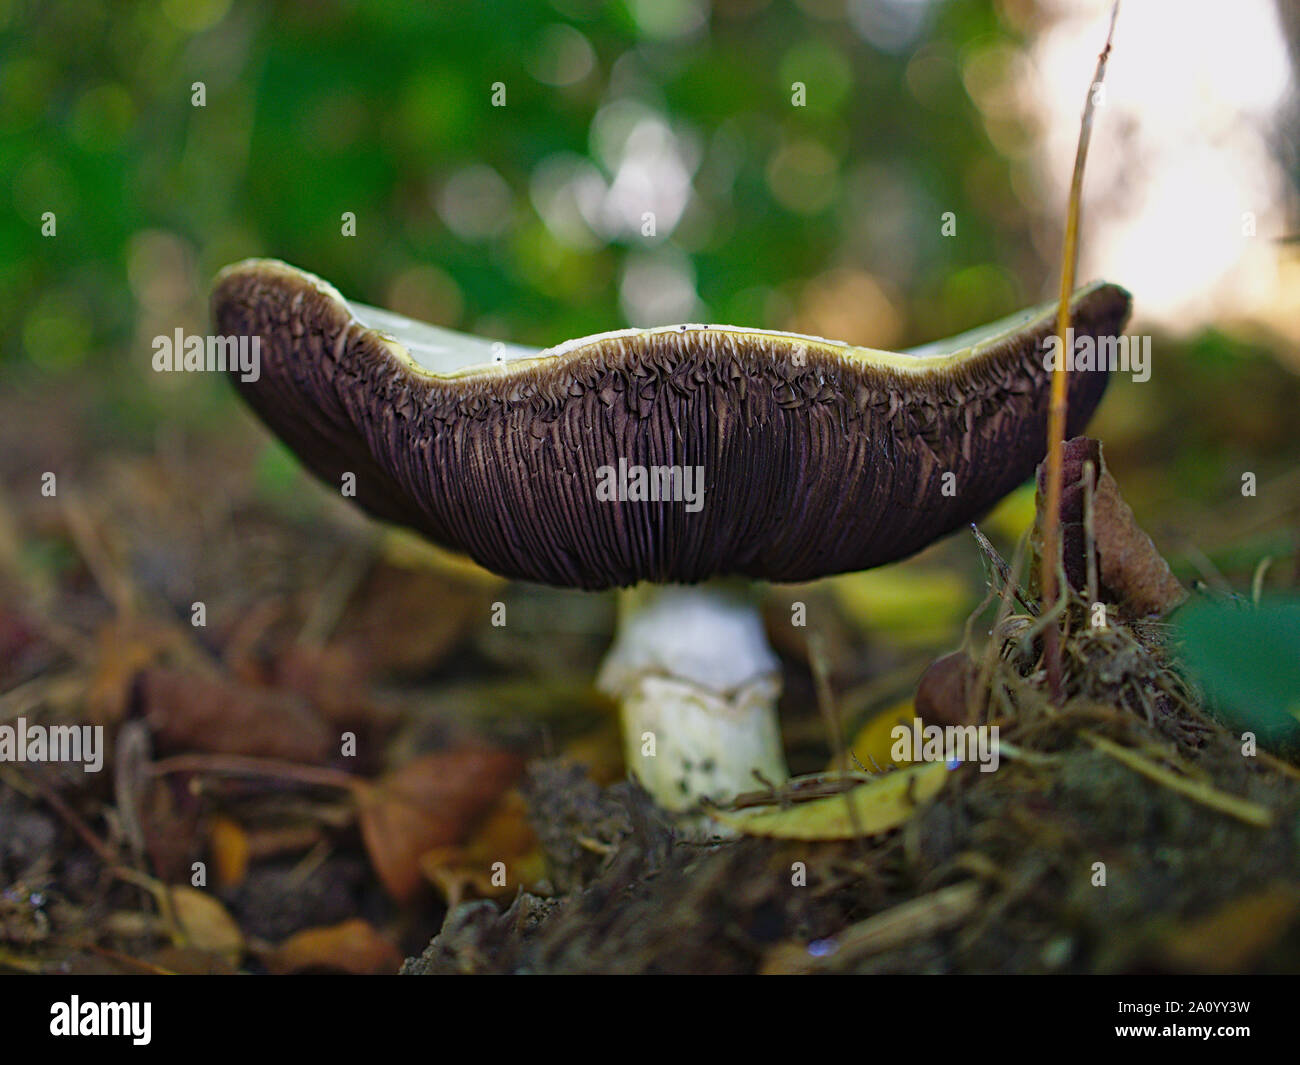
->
left=1, top=0, right=1037, bottom=380
left=1175, top=596, right=1300, bottom=745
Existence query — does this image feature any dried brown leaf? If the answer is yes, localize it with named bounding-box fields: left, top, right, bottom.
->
left=167, top=886, right=244, bottom=966
left=1037, top=437, right=1186, bottom=618
left=418, top=789, right=545, bottom=904
left=1159, top=886, right=1299, bottom=973
left=140, top=666, right=332, bottom=763
left=265, top=918, right=402, bottom=974
left=358, top=747, right=524, bottom=903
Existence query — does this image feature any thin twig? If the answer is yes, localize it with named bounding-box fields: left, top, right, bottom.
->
left=149, top=753, right=360, bottom=793
left=7, top=764, right=121, bottom=867
left=1042, top=2, right=1120, bottom=702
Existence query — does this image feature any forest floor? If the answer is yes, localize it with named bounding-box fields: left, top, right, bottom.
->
left=2, top=349, right=1299, bottom=974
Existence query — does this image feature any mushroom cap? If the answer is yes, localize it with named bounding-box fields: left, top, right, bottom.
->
left=212, top=259, right=1131, bottom=589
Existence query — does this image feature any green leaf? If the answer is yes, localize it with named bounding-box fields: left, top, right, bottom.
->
left=1174, top=597, right=1300, bottom=739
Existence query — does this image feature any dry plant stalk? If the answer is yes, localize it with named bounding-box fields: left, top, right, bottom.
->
left=1042, top=2, right=1121, bottom=701
left=1080, top=731, right=1274, bottom=827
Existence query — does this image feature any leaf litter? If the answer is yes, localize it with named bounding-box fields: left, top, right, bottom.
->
left=1, top=381, right=1299, bottom=974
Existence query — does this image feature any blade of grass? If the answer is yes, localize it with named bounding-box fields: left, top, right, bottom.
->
left=1043, top=2, right=1121, bottom=702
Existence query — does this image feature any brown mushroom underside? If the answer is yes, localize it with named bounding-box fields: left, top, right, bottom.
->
left=212, top=263, right=1131, bottom=589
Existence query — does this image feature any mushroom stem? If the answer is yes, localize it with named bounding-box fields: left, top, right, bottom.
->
left=596, top=583, right=788, bottom=822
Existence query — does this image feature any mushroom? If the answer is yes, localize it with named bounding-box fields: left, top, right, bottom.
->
left=212, top=259, right=1131, bottom=821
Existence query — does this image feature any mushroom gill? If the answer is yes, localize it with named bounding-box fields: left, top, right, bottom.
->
left=212, top=259, right=1132, bottom=590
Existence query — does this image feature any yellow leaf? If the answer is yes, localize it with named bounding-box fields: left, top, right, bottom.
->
left=713, top=762, right=950, bottom=840
left=828, top=565, right=970, bottom=646
left=167, top=886, right=243, bottom=965
left=209, top=815, right=249, bottom=889
left=842, top=699, right=916, bottom=772
left=982, top=483, right=1038, bottom=544
left=380, top=527, right=502, bottom=587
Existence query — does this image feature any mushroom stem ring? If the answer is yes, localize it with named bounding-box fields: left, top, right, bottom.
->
left=597, top=584, right=786, bottom=819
